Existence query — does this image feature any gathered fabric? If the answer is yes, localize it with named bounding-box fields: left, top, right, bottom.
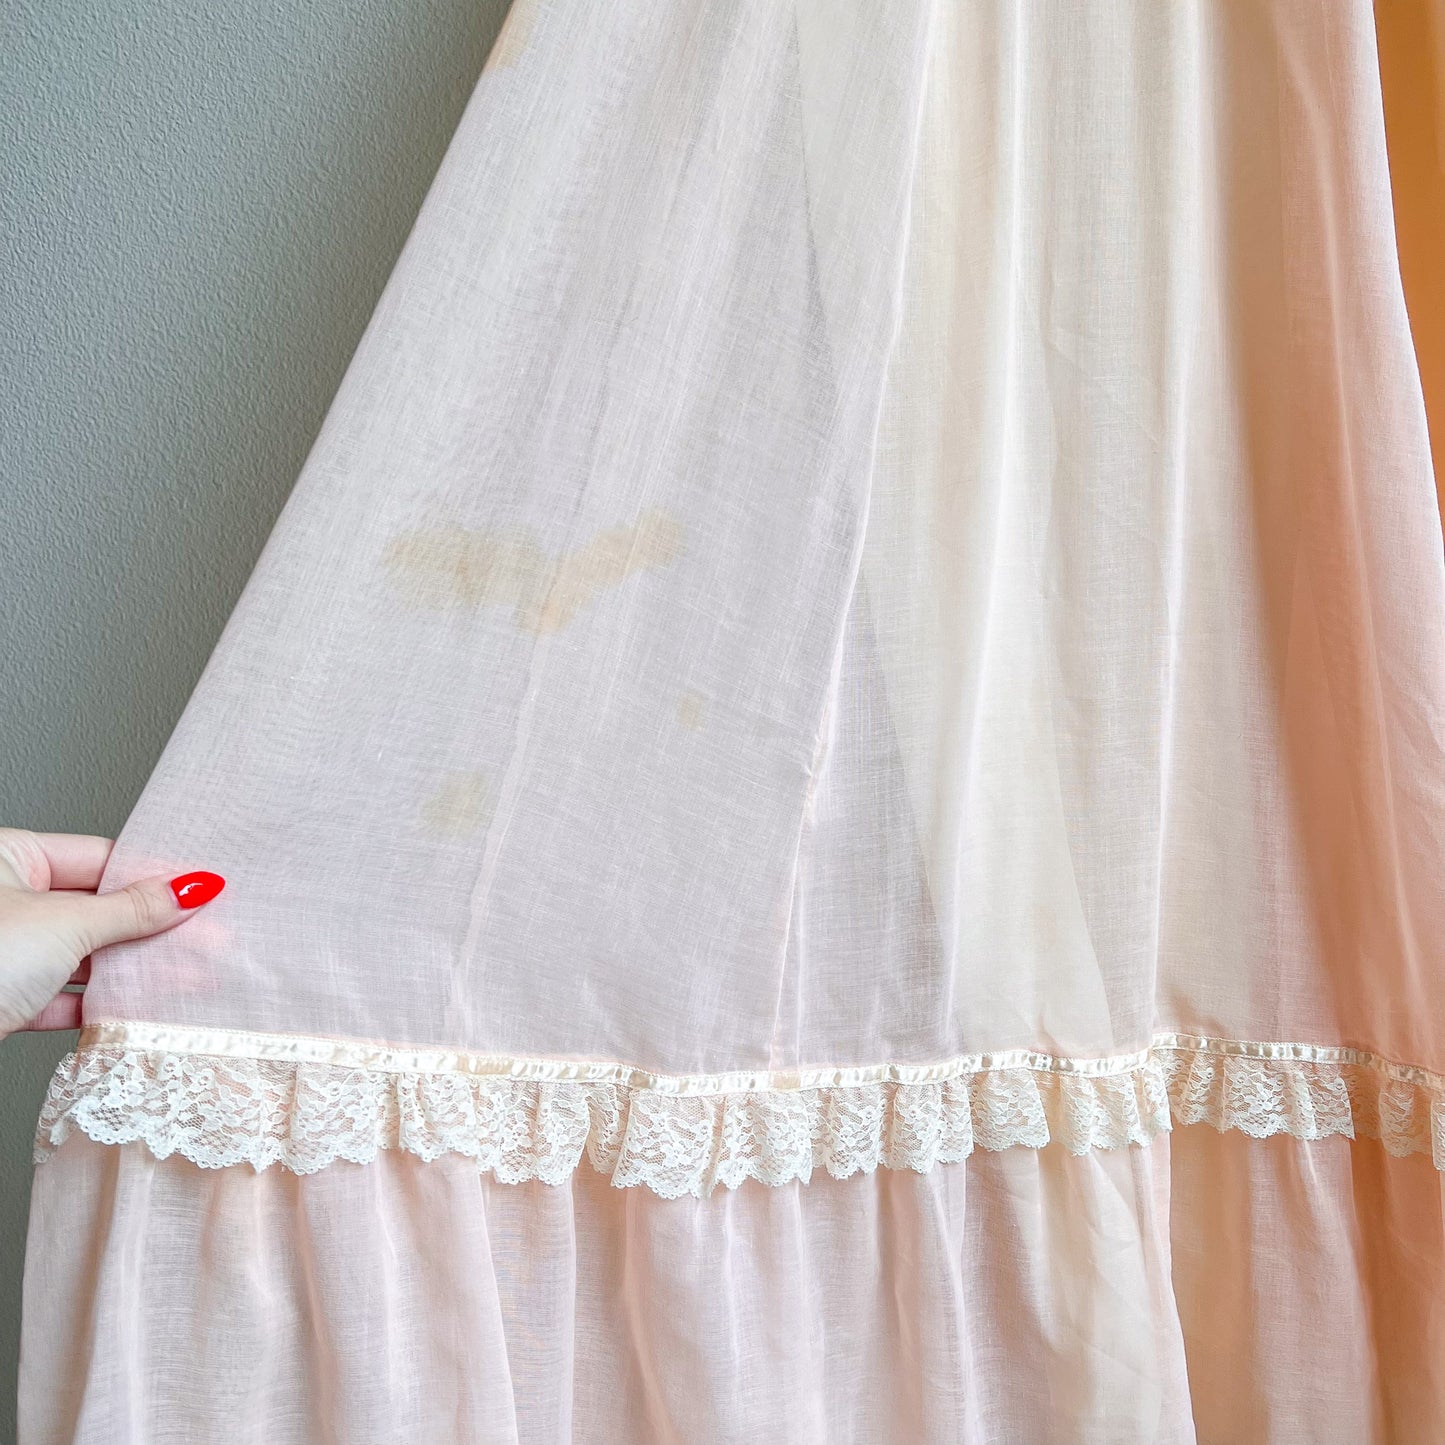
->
left=21, top=0, right=1445, bottom=1440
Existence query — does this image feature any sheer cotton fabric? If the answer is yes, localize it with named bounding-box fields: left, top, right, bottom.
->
left=21, top=1, right=1445, bottom=1441
left=22, top=1134, right=1445, bottom=1444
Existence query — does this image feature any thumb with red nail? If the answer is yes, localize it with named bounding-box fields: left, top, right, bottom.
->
left=0, top=828, right=225, bottom=1036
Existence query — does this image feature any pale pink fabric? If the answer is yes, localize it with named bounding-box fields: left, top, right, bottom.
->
left=20, top=0, right=1445, bottom=1439
left=22, top=1135, right=1445, bottom=1443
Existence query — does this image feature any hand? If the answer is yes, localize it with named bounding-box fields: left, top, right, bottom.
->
left=0, top=828, right=225, bottom=1036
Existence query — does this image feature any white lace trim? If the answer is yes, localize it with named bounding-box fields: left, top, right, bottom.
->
left=34, top=1024, right=1445, bottom=1198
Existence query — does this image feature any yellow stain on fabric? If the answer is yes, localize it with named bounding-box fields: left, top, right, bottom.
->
left=677, top=691, right=708, bottom=731
left=485, top=0, right=538, bottom=72
left=383, top=509, right=686, bottom=634
left=421, top=771, right=493, bottom=837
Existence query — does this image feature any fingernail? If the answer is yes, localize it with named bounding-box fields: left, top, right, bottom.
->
left=170, top=871, right=226, bottom=909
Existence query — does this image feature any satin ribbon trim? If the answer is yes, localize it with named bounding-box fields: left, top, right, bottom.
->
left=76, top=1021, right=1445, bottom=1098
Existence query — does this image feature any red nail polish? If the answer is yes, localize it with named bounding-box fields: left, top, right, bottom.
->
left=170, top=871, right=226, bottom=909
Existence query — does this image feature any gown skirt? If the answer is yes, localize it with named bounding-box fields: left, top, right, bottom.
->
left=20, top=2, right=1445, bottom=1440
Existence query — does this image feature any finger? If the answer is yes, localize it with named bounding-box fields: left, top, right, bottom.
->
left=72, top=872, right=226, bottom=956
left=28, top=834, right=115, bottom=892
left=25, top=991, right=82, bottom=1031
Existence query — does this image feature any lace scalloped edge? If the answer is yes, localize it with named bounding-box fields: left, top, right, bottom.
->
left=33, top=1026, right=1445, bottom=1199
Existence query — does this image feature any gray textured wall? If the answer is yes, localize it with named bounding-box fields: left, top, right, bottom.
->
left=0, top=1, right=508, bottom=1434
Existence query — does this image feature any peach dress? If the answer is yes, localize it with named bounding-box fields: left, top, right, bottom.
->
left=21, top=2, right=1445, bottom=1440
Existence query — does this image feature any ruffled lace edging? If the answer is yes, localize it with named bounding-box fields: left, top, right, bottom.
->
left=34, top=1026, right=1445, bottom=1199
